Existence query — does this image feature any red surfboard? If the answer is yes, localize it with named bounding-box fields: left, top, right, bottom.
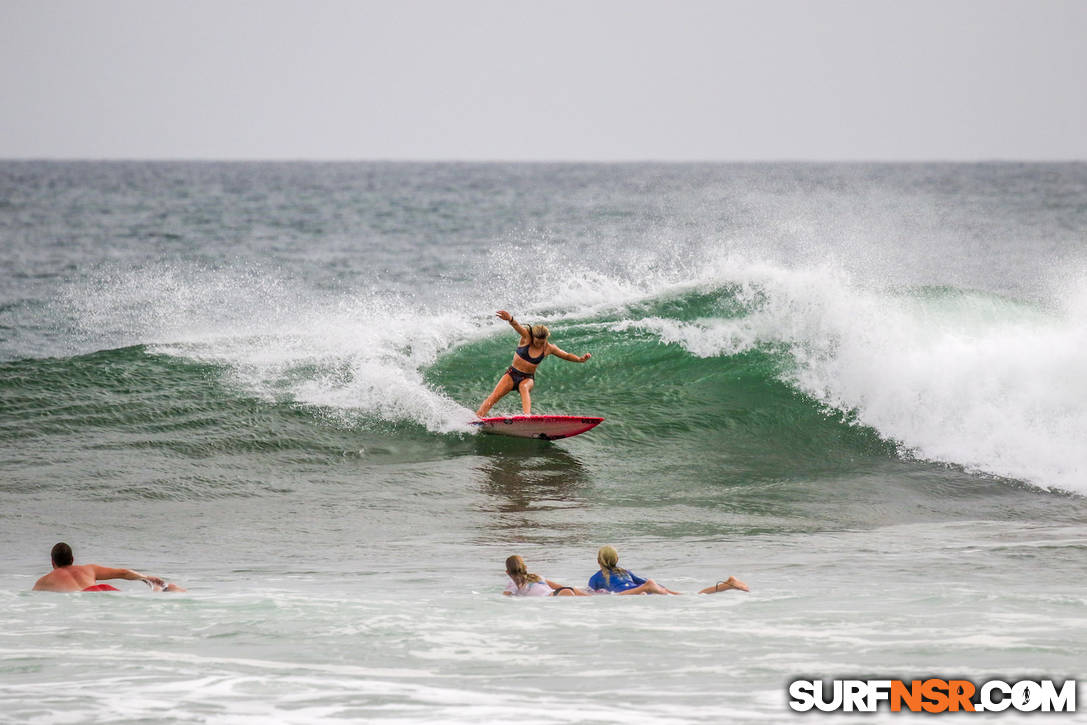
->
left=471, top=415, right=604, bottom=440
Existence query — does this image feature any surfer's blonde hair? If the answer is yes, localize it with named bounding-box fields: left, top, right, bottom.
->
left=506, top=555, right=543, bottom=590
left=526, top=324, right=550, bottom=341
left=597, top=545, right=627, bottom=585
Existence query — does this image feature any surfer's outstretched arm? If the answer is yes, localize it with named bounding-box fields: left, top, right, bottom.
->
left=548, top=344, right=590, bottom=363
left=496, top=310, right=529, bottom=339
left=90, top=565, right=165, bottom=588
left=91, top=565, right=185, bottom=590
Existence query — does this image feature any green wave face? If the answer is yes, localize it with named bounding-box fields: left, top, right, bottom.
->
left=430, top=292, right=898, bottom=483
left=434, top=273, right=1087, bottom=496
left=4, top=270, right=1084, bottom=501
left=0, top=348, right=448, bottom=499
left=0, top=312, right=894, bottom=506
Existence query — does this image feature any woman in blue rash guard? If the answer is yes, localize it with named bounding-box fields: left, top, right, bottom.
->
left=588, top=546, right=749, bottom=595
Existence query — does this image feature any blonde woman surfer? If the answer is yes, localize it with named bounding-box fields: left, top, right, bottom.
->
left=503, top=555, right=590, bottom=597
left=476, top=310, right=591, bottom=418
left=588, top=545, right=749, bottom=596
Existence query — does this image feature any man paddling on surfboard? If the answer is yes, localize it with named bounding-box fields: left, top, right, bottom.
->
left=476, top=310, right=591, bottom=418
left=32, top=542, right=185, bottom=592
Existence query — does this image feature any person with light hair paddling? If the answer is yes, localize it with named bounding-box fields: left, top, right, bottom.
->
left=503, top=555, right=591, bottom=597
left=476, top=310, right=591, bottom=418
left=588, top=545, right=748, bottom=595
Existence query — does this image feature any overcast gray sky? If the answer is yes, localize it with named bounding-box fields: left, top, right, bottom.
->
left=2, top=0, right=1085, bottom=161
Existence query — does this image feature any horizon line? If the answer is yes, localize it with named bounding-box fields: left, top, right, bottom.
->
left=2, top=156, right=1085, bottom=165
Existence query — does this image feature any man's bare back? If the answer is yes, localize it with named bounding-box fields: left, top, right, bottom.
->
left=32, top=543, right=182, bottom=592
left=33, top=563, right=166, bottom=592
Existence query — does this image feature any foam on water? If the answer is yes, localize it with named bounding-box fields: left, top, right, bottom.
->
left=4, top=520, right=1083, bottom=723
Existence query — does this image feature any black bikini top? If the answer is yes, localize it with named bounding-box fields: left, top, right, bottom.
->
left=516, top=344, right=546, bottom=365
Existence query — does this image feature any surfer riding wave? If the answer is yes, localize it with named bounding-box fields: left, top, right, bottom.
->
left=476, top=310, right=591, bottom=418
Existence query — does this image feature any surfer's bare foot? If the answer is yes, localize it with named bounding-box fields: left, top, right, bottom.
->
left=718, top=576, right=749, bottom=592
left=699, top=576, right=749, bottom=594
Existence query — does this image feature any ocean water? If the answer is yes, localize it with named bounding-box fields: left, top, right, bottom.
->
left=1, top=161, right=1085, bottom=723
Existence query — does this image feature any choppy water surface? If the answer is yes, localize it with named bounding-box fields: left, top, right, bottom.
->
left=1, top=162, right=1085, bottom=722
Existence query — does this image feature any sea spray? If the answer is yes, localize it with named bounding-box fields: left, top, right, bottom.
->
left=56, top=250, right=1087, bottom=490
left=621, top=260, right=1087, bottom=493
left=62, top=263, right=480, bottom=432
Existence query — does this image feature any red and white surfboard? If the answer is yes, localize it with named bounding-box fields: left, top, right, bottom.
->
left=471, top=415, right=604, bottom=440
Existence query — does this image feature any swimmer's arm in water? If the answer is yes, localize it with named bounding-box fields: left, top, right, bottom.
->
left=90, top=565, right=165, bottom=589
left=495, top=310, right=530, bottom=340
left=547, top=344, right=591, bottom=363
